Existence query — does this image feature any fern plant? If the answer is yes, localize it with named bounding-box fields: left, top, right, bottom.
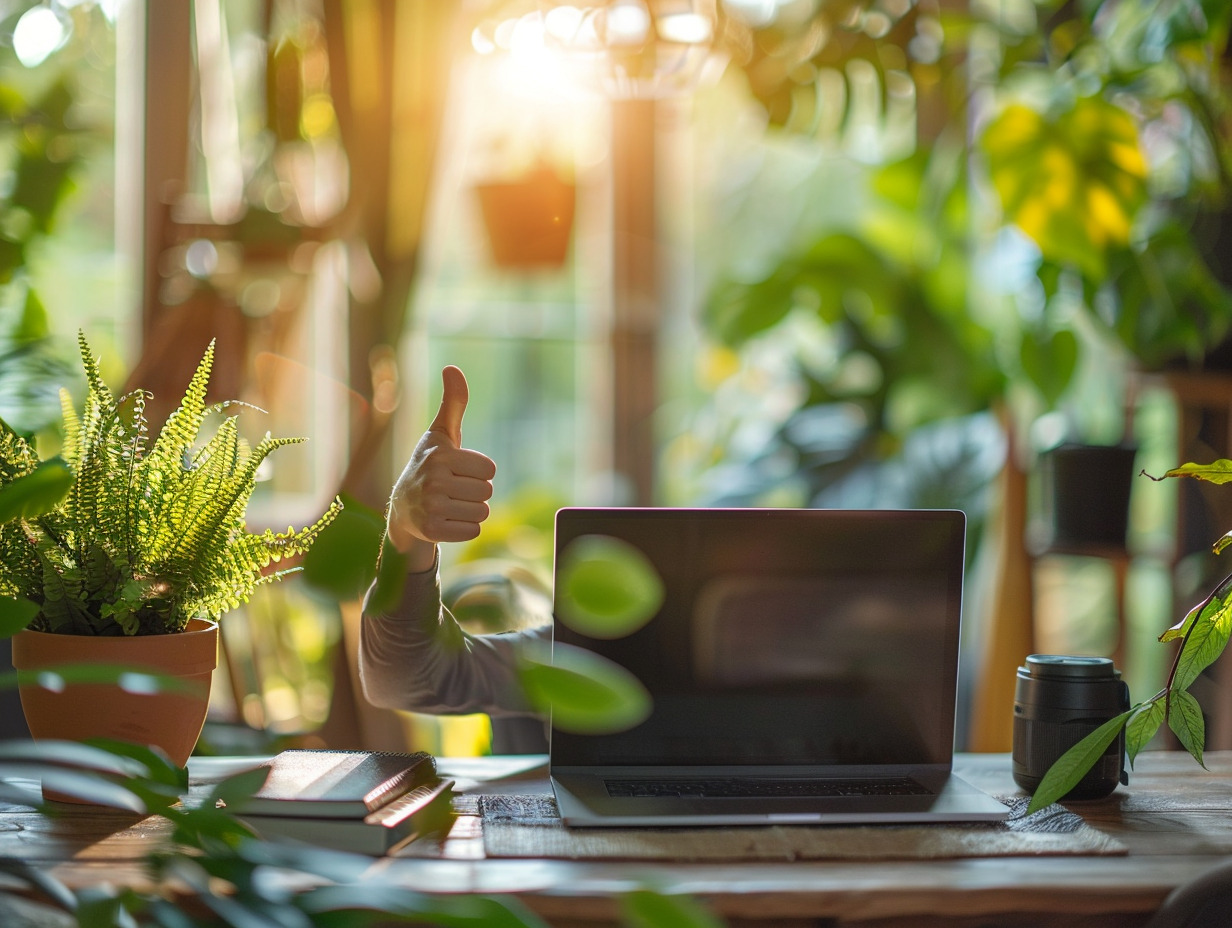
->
left=0, top=333, right=342, bottom=636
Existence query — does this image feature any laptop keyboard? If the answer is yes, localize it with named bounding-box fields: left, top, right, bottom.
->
left=603, top=776, right=931, bottom=799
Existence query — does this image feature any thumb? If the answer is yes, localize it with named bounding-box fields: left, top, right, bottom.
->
left=428, top=365, right=468, bottom=446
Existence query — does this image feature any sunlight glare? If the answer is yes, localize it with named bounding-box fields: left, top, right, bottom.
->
left=118, top=673, right=161, bottom=696
left=509, top=13, right=547, bottom=57
left=501, top=12, right=576, bottom=92
left=36, top=671, right=66, bottom=694
left=472, top=24, right=497, bottom=54
left=494, top=16, right=519, bottom=50
left=544, top=5, right=585, bottom=43
left=722, top=0, right=780, bottom=28
left=185, top=239, right=220, bottom=279
left=606, top=1, right=652, bottom=45
left=13, top=6, right=69, bottom=68
left=658, top=12, right=713, bottom=44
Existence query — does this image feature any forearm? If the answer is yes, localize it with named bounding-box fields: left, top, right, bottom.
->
left=358, top=550, right=544, bottom=718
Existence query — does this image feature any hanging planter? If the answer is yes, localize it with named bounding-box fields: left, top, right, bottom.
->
left=475, top=164, right=576, bottom=270
left=1038, top=442, right=1139, bottom=554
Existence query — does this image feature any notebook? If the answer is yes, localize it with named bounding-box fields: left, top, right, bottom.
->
left=239, top=749, right=437, bottom=819
left=548, top=507, right=1008, bottom=827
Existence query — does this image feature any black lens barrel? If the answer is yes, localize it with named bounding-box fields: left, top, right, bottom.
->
left=1012, top=654, right=1130, bottom=800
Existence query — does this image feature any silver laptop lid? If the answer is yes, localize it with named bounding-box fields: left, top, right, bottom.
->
left=550, top=508, right=967, bottom=772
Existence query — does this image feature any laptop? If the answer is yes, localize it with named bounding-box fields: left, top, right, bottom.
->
left=548, top=507, right=1008, bottom=827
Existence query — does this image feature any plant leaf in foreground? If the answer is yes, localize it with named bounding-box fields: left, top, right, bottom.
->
left=555, top=534, right=664, bottom=639
left=1167, top=689, right=1207, bottom=767
left=518, top=641, right=652, bottom=734
left=1026, top=710, right=1131, bottom=814
left=1125, top=699, right=1165, bottom=767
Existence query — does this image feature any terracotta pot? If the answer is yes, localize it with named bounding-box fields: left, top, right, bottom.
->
left=12, top=618, right=218, bottom=784
left=475, top=166, right=576, bottom=269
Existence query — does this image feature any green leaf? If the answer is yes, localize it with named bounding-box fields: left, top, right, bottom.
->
left=1162, top=460, right=1232, bottom=485
left=301, top=498, right=384, bottom=601
left=1171, top=576, right=1232, bottom=692
left=17, top=285, right=50, bottom=340
left=0, top=739, right=186, bottom=808
left=0, top=596, right=39, bottom=638
left=980, top=98, right=1148, bottom=280
left=0, top=738, right=151, bottom=778
left=0, top=857, right=77, bottom=912
left=621, top=890, right=725, bottom=928
left=702, top=276, right=794, bottom=346
left=75, top=888, right=127, bottom=928
left=555, top=535, right=664, bottom=639
left=1026, top=710, right=1131, bottom=814
left=208, top=764, right=272, bottom=812
left=0, top=664, right=198, bottom=696
left=518, top=641, right=652, bottom=735
left=81, top=738, right=186, bottom=787
left=1167, top=689, right=1207, bottom=767
left=1125, top=700, right=1165, bottom=766
left=79, top=738, right=186, bottom=812
left=2, top=764, right=148, bottom=812
left=1019, top=328, right=1079, bottom=408
left=0, top=456, right=72, bottom=524
left=1159, top=597, right=1201, bottom=642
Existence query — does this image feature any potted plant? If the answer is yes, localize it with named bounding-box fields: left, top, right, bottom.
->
left=475, top=159, right=576, bottom=270
left=1027, top=459, right=1232, bottom=812
left=0, top=333, right=341, bottom=773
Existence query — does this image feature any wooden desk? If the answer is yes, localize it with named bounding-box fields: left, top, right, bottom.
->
left=5, top=751, right=1232, bottom=928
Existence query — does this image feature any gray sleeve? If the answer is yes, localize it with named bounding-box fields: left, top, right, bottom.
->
left=358, top=556, right=549, bottom=718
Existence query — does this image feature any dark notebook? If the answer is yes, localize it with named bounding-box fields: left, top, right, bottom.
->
left=240, top=749, right=437, bottom=819
left=242, top=778, right=456, bottom=855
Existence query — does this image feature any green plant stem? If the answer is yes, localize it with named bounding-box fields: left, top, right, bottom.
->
left=1162, top=572, right=1232, bottom=720
left=33, top=516, right=68, bottom=554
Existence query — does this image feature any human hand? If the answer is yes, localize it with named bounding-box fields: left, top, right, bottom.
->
left=386, top=366, right=496, bottom=571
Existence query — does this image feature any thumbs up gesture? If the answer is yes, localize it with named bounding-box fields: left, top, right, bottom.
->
left=387, top=366, right=497, bottom=571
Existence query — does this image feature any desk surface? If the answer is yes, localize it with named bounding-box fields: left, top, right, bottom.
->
left=6, top=751, right=1232, bottom=928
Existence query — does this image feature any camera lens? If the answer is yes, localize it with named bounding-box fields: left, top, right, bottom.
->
left=1012, top=654, right=1130, bottom=800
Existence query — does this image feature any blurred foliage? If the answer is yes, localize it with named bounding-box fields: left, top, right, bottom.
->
left=0, top=735, right=556, bottom=927
left=704, top=151, right=1004, bottom=469
left=697, top=0, right=1232, bottom=516
left=456, top=484, right=564, bottom=579
left=0, top=287, right=74, bottom=435
left=980, top=98, right=1148, bottom=282
left=0, top=730, right=710, bottom=926
left=0, top=76, right=81, bottom=285
left=518, top=638, right=654, bottom=734
left=556, top=533, right=664, bottom=639
left=0, top=3, right=115, bottom=432
left=719, top=0, right=944, bottom=135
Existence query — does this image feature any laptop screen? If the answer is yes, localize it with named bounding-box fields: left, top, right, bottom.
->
left=550, top=508, right=966, bottom=769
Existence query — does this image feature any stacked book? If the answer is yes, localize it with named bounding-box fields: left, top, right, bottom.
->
left=236, top=749, right=455, bottom=855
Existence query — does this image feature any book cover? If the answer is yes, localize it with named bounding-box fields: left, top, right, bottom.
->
left=242, top=778, right=456, bottom=856
left=239, top=749, right=437, bottom=819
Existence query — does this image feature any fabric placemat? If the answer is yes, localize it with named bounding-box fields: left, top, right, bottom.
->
left=469, top=794, right=1126, bottom=861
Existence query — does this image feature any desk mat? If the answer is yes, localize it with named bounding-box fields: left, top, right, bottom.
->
left=469, top=795, right=1126, bottom=861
